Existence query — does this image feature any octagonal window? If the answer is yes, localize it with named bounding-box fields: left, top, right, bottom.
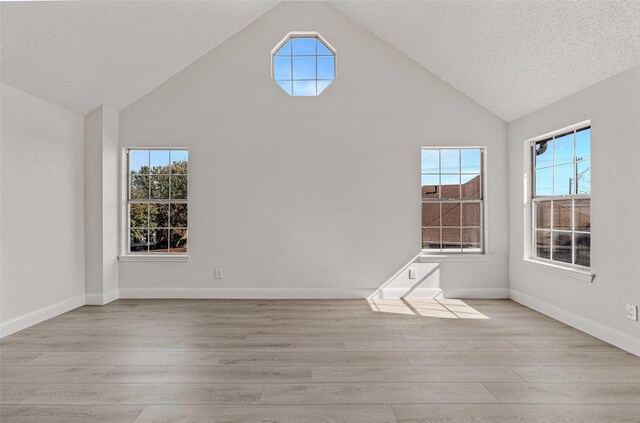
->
left=272, top=32, right=335, bottom=96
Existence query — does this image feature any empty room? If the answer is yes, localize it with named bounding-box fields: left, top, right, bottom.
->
left=1, top=1, right=640, bottom=422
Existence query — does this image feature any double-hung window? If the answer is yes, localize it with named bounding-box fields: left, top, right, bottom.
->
left=532, top=125, right=590, bottom=267
left=127, top=149, right=188, bottom=254
left=421, top=147, right=484, bottom=254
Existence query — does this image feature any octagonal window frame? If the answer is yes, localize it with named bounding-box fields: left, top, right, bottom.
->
left=271, top=31, right=336, bottom=97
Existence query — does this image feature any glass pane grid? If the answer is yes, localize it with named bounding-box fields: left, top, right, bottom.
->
left=273, top=36, right=335, bottom=96
left=532, top=126, right=590, bottom=267
left=532, top=197, right=590, bottom=267
left=421, top=147, right=484, bottom=254
left=127, top=149, right=189, bottom=254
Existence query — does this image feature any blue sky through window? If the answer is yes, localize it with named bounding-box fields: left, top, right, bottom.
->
left=273, top=35, right=335, bottom=96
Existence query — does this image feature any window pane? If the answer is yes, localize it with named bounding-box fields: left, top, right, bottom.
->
left=553, top=200, right=572, bottom=230
left=129, top=150, right=149, bottom=175
left=293, top=57, right=316, bottom=80
left=535, top=230, right=551, bottom=259
left=535, top=200, right=551, bottom=229
left=276, top=80, right=293, bottom=96
left=552, top=231, right=572, bottom=264
left=554, top=163, right=574, bottom=195
left=130, top=229, right=148, bottom=252
left=150, top=175, right=170, bottom=199
left=462, top=228, right=480, bottom=245
left=421, top=149, right=439, bottom=173
left=149, top=229, right=169, bottom=252
left=292, top=37, right=316, bottom=55
left=422, top=228, right=440, bottom=250
left=421, top=203, right=440, bottom=227
left=575, top=233, right=590, bottom=267
left=292, top=81, right=316, bottom=96
left=461, top=149, right=481, bottom=173
left=317, top=56, right=334, bottom=80
left=171, top=150, right=188, bottom=174
left=150, top=150, right=170, bottom=174
left=170, top=229, right=188, bottom=252
left=275, top=39, right=292, bottom=56
left=535, top=167, right=553, bottom=197
left=440, top=149, right=460, bottom=174
left=442, top=202, right=461, bottom=226
left=440, top=174, right=460, bottom=199
left=535, top=139, right=552, bottom=169
left=130, top=175, right=149, bottom=199
left=149, top=203, right=169, bottom=228
left=170, top=204, right=188, bottom=228
left=461, top=174, right=481, bottom=199
left=274, top=57, right=292, bottom=80
left=129, top=204, right=148, bottom=228
left=421, top=175, right=439, bottom=199
left=554, top=132, right=574, bottom=165
left=442, top=227, right=461, bottom=245
left=317, top=80, right=331, bottom=95
left=576, top=127, right=590, bottom=161
left=576, top=160, right=591, bottom=194
left=316, top=39, right=332, bottom=55
left=461, top=203, right=481, bottom=227
left=575, top=199, right=590, bottom=232
left=171, top=175, right=188, bottom=199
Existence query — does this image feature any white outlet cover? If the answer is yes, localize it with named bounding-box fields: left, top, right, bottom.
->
left=626, top=304, right=638, bottom=321
left=408, top=268, right=417, bottom=279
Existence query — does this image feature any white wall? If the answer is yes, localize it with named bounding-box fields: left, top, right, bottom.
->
left=508, top=65, right=640, bottom=353
left=118, top=2, right=509, bottom=298
left=84, top=105, right=119, bottom=304
left=0, top=83, right=85, bottom=333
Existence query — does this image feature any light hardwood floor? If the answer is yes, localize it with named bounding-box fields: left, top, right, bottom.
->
left=1, top=298, right=639, bottom=422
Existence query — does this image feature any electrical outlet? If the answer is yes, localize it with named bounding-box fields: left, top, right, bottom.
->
left=215, top=269, right=223, bottom=279
left=408, top=268, right=417, bottom=279
left=626, top=304, right=638, bottom=321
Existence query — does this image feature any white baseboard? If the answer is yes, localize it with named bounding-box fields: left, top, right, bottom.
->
left=85, top=289, right=119, bottom=306
left=118, top=288, right=376, bottom=299
left=370, top=287, right=508, bottom=299
left=510, top=289, right=640, bottom=357
left=0, top=294, right=85, bottom=338
left=119, top=287, right=509, bottom=300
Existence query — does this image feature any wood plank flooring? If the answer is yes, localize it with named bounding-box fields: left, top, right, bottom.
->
left=1, top=298, right=640, bottom=422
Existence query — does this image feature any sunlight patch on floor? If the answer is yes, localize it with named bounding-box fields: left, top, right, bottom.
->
left=367, top=298, right=488, bottom=319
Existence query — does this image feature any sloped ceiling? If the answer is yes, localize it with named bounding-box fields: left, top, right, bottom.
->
left=332, top=0, right=640, bottom=121
left=2, top=1, right=640, bottom=121
left=0, top=1, right=277, bottom=115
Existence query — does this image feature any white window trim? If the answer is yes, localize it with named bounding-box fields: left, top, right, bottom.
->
left=420, top=146, right=489, bottom=258
left=524, top=120, right=591, bottom=275
left=119, top=147, right=190, bottom=262
left=523, top=258, right=592, bottom=282
left=270, top=31, right=337, bottom=80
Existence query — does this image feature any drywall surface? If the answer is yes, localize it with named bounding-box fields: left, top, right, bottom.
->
left=84, top=105, right=119, bottom=303
left=119, top=2, right=509, bottom=297
left=508, top=66, right=640, bottom=346
left=0, top=83, right=84, bottom=323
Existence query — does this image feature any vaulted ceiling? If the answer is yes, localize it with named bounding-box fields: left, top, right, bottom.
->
left=0, top=1, right=278, bottom=114
left=2, top=1, right=640, bottom=121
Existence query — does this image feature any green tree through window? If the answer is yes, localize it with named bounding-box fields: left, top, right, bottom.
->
left=127, top=149, right=188, bottom=253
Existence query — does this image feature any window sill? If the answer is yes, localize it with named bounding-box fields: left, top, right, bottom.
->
left=118, top=254, right=190, bottom=262
left=420, top=254, right=491, bottom=263
left=522, top=258, right=592, bottom=282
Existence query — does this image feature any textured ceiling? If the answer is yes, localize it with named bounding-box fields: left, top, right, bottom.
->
left=2, top=1, right=640, bottom=121
left=0, top=1, right=277, bottom=115
left=332, top=0, right=640, bottom=121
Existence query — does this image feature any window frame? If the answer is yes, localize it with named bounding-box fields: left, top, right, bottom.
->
left=421, top=146, right=487, bottom=256
left=271, top=31, right=337, bottom=96
left=120, top=147, right=190, bottom=260
left=529, top=122, right=591, bottom=270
